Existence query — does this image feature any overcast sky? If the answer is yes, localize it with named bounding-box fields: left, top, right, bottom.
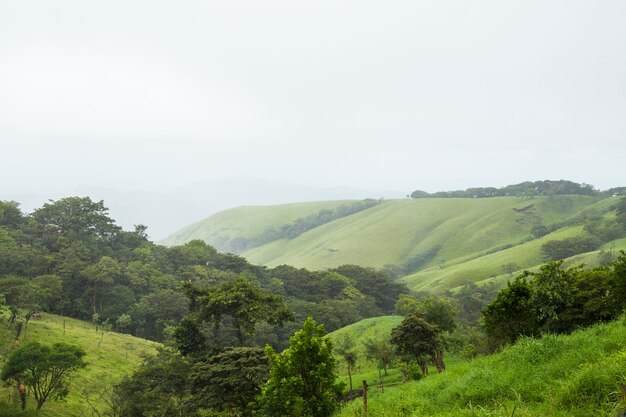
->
left=2, top=0, right=625, bottom=196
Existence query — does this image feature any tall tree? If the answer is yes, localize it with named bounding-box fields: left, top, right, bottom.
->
left=257, top=317, right=344, bottom=417
left=183, top=277, right=293, bottom=346
left=390, top=314, right=443, bottom=375
left=482, top=275, right=539, bottom=346
left=334, top=335, right=357, bottom=391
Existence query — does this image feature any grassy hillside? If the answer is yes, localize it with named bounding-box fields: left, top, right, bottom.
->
left=160, top=200, right=354, bottom=250
left=327, top=316, right=405, bottom=389
left=328, top=316, right=403, bottom=368
left=166, top=195, right=624, bottom=292
left=334, top=316, right=626, bottom=417
left=0, top=312, right=158, bottom=416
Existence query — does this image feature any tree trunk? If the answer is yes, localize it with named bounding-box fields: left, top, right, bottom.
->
left=348, top=367, right=353, bottom=391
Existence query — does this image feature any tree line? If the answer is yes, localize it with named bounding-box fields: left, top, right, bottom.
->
left=410, top=180, right=626, bottom=199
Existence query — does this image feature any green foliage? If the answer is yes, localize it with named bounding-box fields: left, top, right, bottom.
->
left=117, top=348, right=191, bottom=417
left=390, top=314, right=443, bottom=374
left=189, top=347, right=270, bottom=416
left=482, top=275, right=539, bottom=346
left=541, top=236, right=601, bottom=260
left=483, top=257, right=626, bottom=346
left=185, top=277, right=294, bottom=346
left=257, top=317, right=344, bottom=417
left=395, top=294, right=457, bottom=332
left=1, top=342, right=86, bottom=410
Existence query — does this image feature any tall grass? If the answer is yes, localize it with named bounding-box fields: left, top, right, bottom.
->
left=335, top=317, right=626, bottom=417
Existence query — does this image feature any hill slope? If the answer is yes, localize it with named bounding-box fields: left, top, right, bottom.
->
left=166, top=195, right=625, bottom=292
left=160, top=200, right=355, bottom=250
left=0, top=312, right=158, bottom=416
left=335, top=316, right=626, bottom=417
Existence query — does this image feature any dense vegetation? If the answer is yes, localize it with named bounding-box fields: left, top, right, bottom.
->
left=0, top=197, right=406, bottom=347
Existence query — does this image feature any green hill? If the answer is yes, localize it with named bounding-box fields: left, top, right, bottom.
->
left=165, top=195, right=625, bottom=292
left=160, top=200, right=355, bottom=250
left=334, top=316, right=626, bottom=417
left=0, top=312, right=159, bottom=416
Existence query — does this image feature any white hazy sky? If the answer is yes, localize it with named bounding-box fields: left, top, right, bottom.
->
left=1, top=0, right=625, bottom=195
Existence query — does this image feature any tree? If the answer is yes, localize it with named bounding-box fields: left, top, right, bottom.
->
left=1, top=342, right=86, bottom=410
left=482, top=275, right=539, bottom=346
left=334, top=335, right=357, bottom=391
left=185, top=277, right=293, bottom=346
left=82, top=256, right=121, bottom=314
left=390, top=314, right=443, bottom=375
left=188, top=347, right=270, bottom=416
left=530, top=261, right=579, bottom=333
left=256, top=317, right=344, bottom=417
left=363, top=336, right=395, bottom=376
left=395, top=294, right=457, bottom=332
left=116, top=348, right=191, bottom=417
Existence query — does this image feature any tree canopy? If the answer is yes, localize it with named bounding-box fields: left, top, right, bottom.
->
left=1, top=342, right=86, bottom=410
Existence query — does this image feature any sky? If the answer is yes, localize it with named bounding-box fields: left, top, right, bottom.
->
left=1, top=0, right=626, bottom=198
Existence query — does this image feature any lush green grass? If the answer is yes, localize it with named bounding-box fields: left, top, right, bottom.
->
left=0, top=311, right=158, bottom=416
left=328, top=316, right=403, bottom=372
left=334, top=317, right=626, bottom=417
left=160, top=200, right=354, bottom=249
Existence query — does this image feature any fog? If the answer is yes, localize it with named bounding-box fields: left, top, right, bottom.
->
left=1, top=0, right=625, bottom=237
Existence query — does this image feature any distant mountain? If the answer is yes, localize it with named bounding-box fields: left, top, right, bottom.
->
left=0, top=177, right=404, bottom=240
left=164, top=194, right=626, bottom=293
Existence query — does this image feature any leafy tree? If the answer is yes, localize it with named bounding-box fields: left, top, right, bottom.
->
left=363, top=336, right=395, bottom=376
left=530, top=261, right=579, bottom=332
left=82, top=256, right=121, bottom=314
left=32, top=197, right=121, bottom=253
left=1, top=342, right=86, bottom=410
left=185, top=277, right=293, bottom=346
left=395, top=294, right=457, bottom=332
left=115, top=313, right=132, bottom=333
left=482, top=275, right=539, bottom=346
left=334, top=335, right=357, bottom=391
left=188, top=347, right=269, bottom=416
left=391, top=314, right=443, bottom=375
left=256, top=317, right=344, bottom=417
left=117, top=348, right=191, bottom=417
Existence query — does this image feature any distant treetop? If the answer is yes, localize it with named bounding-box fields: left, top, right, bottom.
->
left=410, top=180, right=624, bottom=199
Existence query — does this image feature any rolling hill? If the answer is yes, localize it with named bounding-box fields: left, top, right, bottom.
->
left=163, top=195, right=626, bottom=292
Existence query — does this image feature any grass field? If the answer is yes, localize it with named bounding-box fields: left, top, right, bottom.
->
left=334, top=316, right=626, bottom=417
left=0, top=311, right=159, bottom=416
